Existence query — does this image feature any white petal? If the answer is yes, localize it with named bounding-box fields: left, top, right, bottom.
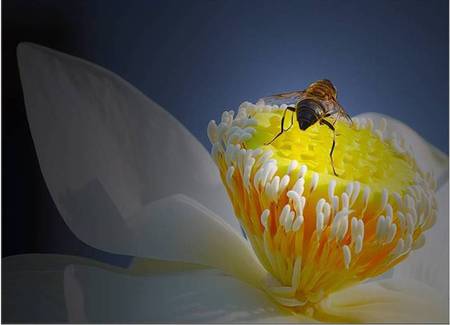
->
left=17, top=43, right=241, bottom=244
left=65, top=264, right=310, bottom=323
left=355, top=113, right=448, bottom=188
left=125, top=194, right=267, bottom=286
left=319, top=278, right=448, bottom=323
left=3, top=254, right=112, bottom=323
left=393, top=182, right=448, bottom=298
left=3, top=254, right=308, bottom=323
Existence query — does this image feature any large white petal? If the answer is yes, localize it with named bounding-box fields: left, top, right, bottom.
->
left=3, top=254, right=109, bottom=323
left=64, top=263, right=311, bottom=323
left=122, top=193, right=267, bottom=286
left=392, top=182, right=449, bottom=298
left=17, top=42, right=241, bottom=242
left=3, top=254, right=309, bottom=323
left=319, top=278, right=448, bottom=323
left=355, top=112, right=448, bottom=188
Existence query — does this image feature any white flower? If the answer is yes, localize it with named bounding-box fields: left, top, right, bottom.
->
left=5, top=43, right=448, bottom=323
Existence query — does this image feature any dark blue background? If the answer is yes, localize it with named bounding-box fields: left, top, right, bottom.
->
left=3, top=0, right=448, bottom=266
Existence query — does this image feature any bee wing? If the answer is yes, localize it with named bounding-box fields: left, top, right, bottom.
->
left=259, top=90, right=305, bottom=106
left=337, top=103, right=353, bottom=123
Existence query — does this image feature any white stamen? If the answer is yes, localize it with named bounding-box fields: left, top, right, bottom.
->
left=256, top=150, right=273, bottom=168
left=279, top=175, right=290, bottom=194
left=332, top=195, right=339, bottom=213
left=343, top=245, right=351, bottom=269
left=285, top=211, right=295, bottom=232
left=405, top=212, right=415, bottom=234
left=392, top=192, right=402, bottom=208
left=350, top=181, right=360, bottom=206
left=355, top=235, right=363, bottom=254
left=316, top=212, right=324, bottom=239
left=292, top=215, right=304, bottom=231
left=336, top=214, right=349, bottom=241
left=253, top=168, right=264, bottom=189
left=328, top=179, right=337, bottom=202
left=310, top=172, right=319, bottom=192
left=268, top=176, right=280, bottom=200
left=346, top=182, right=354, bottom=197
left=385, top=204, right=393, bottom=221
left=279, top=204, right=291, bottom=226
left=287, top=191, right=303, bottom=215
left=298, top=165, right=308, bottom=178
left=207, top=120, right=218, bottom=143
left=376, top=215, right=386, bottom=241
left=243, top=157, right=255, bottom=188
left=385, top=214, right=392, bottom=227
left=405, top=194, right=414, bottom=211
left=316, top=199, right=326, bottom=219
left=341, top=192, right=349, bottom=210
left=260, top=209, right=270, bottom=229
left=323, top=202, right=331, bottom=225
left=288, top=160, right=299, bottom=174
left=378, top=188, right=389, bottom=214
left=292, top=178, right=305, bottom=195
left=358, top=219, right=365, bottom=240
left=386, top=224, right=397, bottom=244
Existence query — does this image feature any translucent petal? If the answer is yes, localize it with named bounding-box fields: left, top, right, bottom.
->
left=393, top=182, right=448, bottom=298
left=121, top=193, right=267, bottom=286
left=17, top=43, right=241, bottom=244
left=3, top=254, right=310, bottom=323
left=355, top=113, right=448, bottom=188
left=319, top=278, right=448, bottom=323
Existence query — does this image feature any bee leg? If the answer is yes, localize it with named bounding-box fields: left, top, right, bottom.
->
left=264, top=106, right=296, bottom=145
left=320, top=119, right=338, bottom=177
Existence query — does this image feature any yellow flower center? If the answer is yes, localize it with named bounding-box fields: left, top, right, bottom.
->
left=207, top=102, right=437, bottom=317
left=246, top=110, right=415, bottom=194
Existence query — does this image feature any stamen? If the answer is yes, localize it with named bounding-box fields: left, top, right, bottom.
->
left=328, top=179, right=337, bottom=202
left=350, top=181, right=360, bottom=206
left=279, top=175, right=290, bottom=194
left=355, top=235, right=363, bottom=254
left=316, top=212, right=324, bottom=239
left=310, top=172, right=319, bottom=192
left=280, top=204, right=291, bottom=226
left=343, top=245, right=351, bottom=269
left=288, top=160, right=299, bottom=174
left=207, top=120, right=218, bottom=143
left=210, top=103, right=437, bottom=311
left=376, top=215, right=387, bottom=241
left=260, top=209, right=270, bottom=229
left=292, top=215, right=304, bottom=231
left=293, top=177, right=305, bottom=195
left=298, top=164, right=308, bottom=178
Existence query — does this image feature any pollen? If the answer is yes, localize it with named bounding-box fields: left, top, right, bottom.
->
left=208, top=101, right=437, bottom=314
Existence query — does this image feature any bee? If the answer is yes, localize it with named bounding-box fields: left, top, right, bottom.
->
left=261, top=79, right=352, bottom=176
